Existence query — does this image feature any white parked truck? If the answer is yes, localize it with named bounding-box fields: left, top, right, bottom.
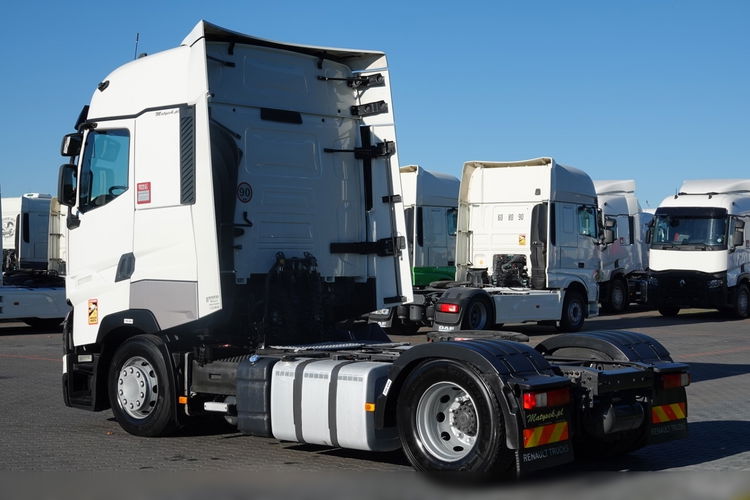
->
left=0, top=192, right=69, bottom=328
left=594, top=180, right=652, bottom=313
left=58, top=22, right=688, bottom=476
left=430, top=158, right=604, bottom=332
left=370, top=165, right=459, bottom=333
left=648, top=179, right=750, bottom=318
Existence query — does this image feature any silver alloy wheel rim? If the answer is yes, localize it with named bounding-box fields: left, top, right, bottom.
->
left=415, top=381, right=478, bottom=462
left=468, top=302, right=487, bottom=329
left=117, top=356, right=159, bottom=419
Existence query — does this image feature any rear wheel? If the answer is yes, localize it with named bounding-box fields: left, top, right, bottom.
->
left=658, top=303, right=680, bottom=317
left=108, top=334, right=177, bottom=437
left=396, top=359, right=514, bottom=475
left=461, top=297, right=492, bottom=330
left=733, top=283, right=749, bottom=319
left=558, top=290, right=585, bottom=332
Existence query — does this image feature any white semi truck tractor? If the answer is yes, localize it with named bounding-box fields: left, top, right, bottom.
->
left=58, top=22, right=689, bottom=475
left=594, top=180, right=652, bottom=313
left=648, top=179, right=750, bottom=318
left=0, top=192, right=68, bottom=328
left=370, top=165, right=459, bottom=333
left=431, top=158, right=606, bottom=333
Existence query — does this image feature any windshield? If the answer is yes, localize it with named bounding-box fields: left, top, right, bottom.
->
left=652, top=215, right=728, bottom=249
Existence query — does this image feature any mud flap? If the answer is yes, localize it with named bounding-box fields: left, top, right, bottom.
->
left=648, top=387, right=688, bottom=444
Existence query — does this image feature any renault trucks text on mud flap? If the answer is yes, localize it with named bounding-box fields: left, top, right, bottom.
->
left=648, top=179, right=750, bottom=318
left=59, top=22, right=688, bottom=476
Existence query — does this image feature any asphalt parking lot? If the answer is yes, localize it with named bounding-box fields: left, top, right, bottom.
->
left=1, top=308, right=749, bottom=479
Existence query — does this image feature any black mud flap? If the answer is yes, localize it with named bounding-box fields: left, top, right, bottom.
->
left=517, top=438, right=575, bottom=475
left=648, top=387, right=688, bottom=444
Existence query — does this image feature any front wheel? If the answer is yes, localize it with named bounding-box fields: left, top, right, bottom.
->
left=733, top=283, right=749, bottom=319
left=108, top=334, right=177, bottom=437
left=658, top=303, right=680, bottom=317
left=558, top=290, right=586, bottom=332
left=602, top=279, right=628, bottom=314
left=396, top=359, right=515, bottom=475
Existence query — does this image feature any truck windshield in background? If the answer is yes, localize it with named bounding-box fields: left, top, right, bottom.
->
left=652, top=214, right=727, bottom=250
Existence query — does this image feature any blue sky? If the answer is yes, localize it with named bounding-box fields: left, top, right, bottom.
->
left=0, top=1, right=747, bottom=208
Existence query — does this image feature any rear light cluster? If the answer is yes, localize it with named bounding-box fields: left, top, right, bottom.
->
left=436, top=303, right=460, bottom=314
left=522, top=387, right=570, bottom=410
left=660, top=372, right=690, bottom=389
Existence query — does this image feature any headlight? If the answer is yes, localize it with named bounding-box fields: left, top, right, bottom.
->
left=707, top=279, right=724, bottom=289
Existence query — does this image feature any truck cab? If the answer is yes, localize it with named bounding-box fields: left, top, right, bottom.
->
left=649, top=179, right=750, bottom=317
left=433, top=158, right=600, bottom=332
left=595, top=180, right=652, bottom=312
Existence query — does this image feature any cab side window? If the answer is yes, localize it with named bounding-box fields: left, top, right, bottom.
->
left=78, top=129, right=130, bottom=213
left=577, top=206, right=597, bottom=237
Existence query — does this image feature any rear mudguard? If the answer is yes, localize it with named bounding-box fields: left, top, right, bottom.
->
left=376, top=339, right=569, bottom=452
left=433, top=287, right=494, bottom=329
left=536, top=330, right=689, bottom=445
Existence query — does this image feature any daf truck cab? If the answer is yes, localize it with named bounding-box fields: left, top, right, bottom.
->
left=595, top=180, right=652, bottom=313
left=56, top=22, right=688, bottom=476
left=649, top=179, right=750, bottom=318
left=432, top=158, right=602, bottom=332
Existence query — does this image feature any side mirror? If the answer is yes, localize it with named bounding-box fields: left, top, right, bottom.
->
left=58, top=164, right=77, bottom=207
left=61, top=133, right=83, bottom=157
left=603, top=228, right=615, bottom=245
left=646, top=228, right=652, bottom=244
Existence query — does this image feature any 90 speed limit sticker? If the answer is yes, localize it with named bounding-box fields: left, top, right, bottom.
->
left=237, top=182, right=253, bottom=203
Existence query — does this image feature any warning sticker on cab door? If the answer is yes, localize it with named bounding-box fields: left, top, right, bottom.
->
left=137, top=182, right=151, bottom=204
left=88, top=299, right=99, bottom=325
left=519, top=234, right=527, bottom=246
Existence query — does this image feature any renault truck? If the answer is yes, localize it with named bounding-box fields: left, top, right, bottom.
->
left=58, top=21, right=688, bottom=476
left=649, top=179, right=750, bottom=318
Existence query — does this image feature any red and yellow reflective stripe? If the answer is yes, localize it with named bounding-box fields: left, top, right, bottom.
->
left=523, top=422, right=569, bottom=448
left=651, top=402, right=687, bottom=424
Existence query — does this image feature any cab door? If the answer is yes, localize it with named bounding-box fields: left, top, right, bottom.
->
left=66, top=121, right=135, bottom=346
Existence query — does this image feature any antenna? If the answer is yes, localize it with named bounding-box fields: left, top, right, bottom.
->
left=134, top=33, right=140, bottom=60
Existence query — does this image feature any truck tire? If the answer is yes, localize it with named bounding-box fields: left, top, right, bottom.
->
left=108, top=335, right=177, bottom=437
left=733, top=283, right=749, bottom=319
left=558, top=290, right=585, bottom=332
left=602, top=278, right=628, bottom=314
left=396, top=359, right=515, bottom=476
left=657, top=303, right=680, bottom=317
left=461, top=296, right=492, bottom=330
left=24, top=318, right=64, bottom=331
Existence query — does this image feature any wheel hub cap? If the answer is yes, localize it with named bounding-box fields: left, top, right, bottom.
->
left=117, top=356, right=158, bottom=419
left=415, top=382, right=479, bottom=462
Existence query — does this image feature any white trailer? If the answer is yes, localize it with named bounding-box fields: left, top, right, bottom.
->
left=58, top=22, right=688, bottom=476
left=594, top=180, right=652, bottom=312
left=648, top=179, right=750, bottom=318
left=0, top=191, right=69, bottom=328
left=432, top=158, right=602, bottom=332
